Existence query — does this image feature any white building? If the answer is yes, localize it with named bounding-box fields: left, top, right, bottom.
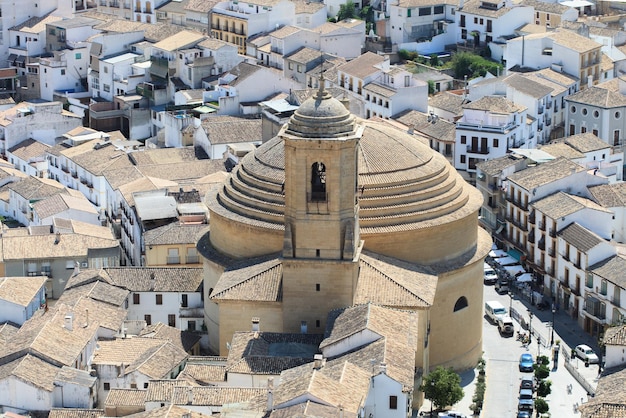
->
left=603, top=323, right=626, bottom=369
left=6, top=139, right=50, bottom=179
left=0, top=276, right=47, bottom=326
left=454, top=95, right=531, bottom=177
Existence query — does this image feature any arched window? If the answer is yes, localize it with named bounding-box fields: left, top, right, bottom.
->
left=311, top=162, right=326, bottom=201
left=454, top=296, right=468, bottom=312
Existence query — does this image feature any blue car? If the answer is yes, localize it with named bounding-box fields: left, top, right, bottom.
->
left=519, top=353, right=534, bottom=372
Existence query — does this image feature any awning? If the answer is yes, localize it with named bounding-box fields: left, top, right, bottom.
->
left=494, top=255, right=519, bottom=266
left=508, top=248, right=523, bottom=261
left=7, top=54, right=17, bottom=65
left=15, top=55, right=26, bottom=64
left=560, top=0, right=593, bottom=7
left=496, top=224, right=505, bottom=234
left=517, top=273, right=533, bottom=283
left=504, top=265, right=526, bottom=276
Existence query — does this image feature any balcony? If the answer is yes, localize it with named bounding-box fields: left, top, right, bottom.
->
left=548, top=229, right=556, bottom=238
left=27, top=271, right=52, bottom=278
left=528, top=230, right=535, bottom=243
left=505, top=194, right=528, bottom=211
left=529, top=211, right=535, bottom=224
left=538, top=238, right=545, bottom=251
left=61, top=165, right=69, bottom=173
left=186, top=255, right=199, bottom=264
left=548, top=248, right=555, bottom=257
left=167, top=256, right=180, bottom=265
left=456, top=120, right=515, bottom=134
left=466, top=145, right=490, bottom=155
left=89, top=101, right=124, bottom=119
left=538, top=222, right=546, bottom=231
left=71, top=171, right=78, bottom=179
left=179, top=306, right=203, bottom=318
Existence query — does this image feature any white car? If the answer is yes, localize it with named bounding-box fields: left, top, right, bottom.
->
left=438, top=412, right=467, bottom=418
left=484, top=263, right=498, bottom=285
left=575, top=344, right=599, bottom=364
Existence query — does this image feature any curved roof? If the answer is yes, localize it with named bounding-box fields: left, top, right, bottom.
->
left=206, top=89, right=478, bottom=235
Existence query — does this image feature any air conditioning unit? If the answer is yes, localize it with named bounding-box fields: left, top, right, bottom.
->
left=81, top=262, right=88, bottom=268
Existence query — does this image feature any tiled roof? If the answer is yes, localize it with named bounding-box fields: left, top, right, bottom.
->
left=185, top=0, right=219, bottom=12
left=8, top=176, right=65, bottom=200
left=565, top=133, right=611, bottom=153
left=293, top=0, right=326, bottom=13
left=103, top=166, right=145, bottom=191
left=428, top=92, right=466, bottom=116
left=337, top=52, right=385, bottom=79
left=459, top=0, right=518, bottom=17
left=508, top=157, right=584, bottom=190
left=153, top=30, right=206, bottom=52
left=145, top=379, right=188, bottom=402
left=579, top=366, right=626, bottom=418
left=522, top=0, right=571, bottom=13
left=504, top=73, right=553, bottom=99
left=354, top=251, right=436, bottom=307
left=48, top=409, right=105, bottom=418
left=1, top=230, right=118, bottom=260
left=119, top=404, right=212, bottom=418
left=177, top=358, right=228, bottom=384
left=475, top=153, right=525, bottom=176
left=200, top=116, right=262, bottom=145
left=130, top=147, right=198, bottom=166
left=532, top=191, right=610, bottom=219
left=463, top=95, right=526, bottom=113
left=394, top=109, right=456, bottom=143
left=93, top=338, right=188, bottom=379
left=275, top=360, right=370, bottom=413
left=0, top=276, right=46, bottom=307
left=363, top=82, right=396, bottom=98
left=0, top=354, right=59, bottom=391
left=104, top=388, right=147, bottom=407
left=589, top=254, right=626, bottom=288
left=9, top=13, right=63, bottom=32
left=224, top=62, right=263, bottom=87
left=69, top=141, right=134, bottom=175
left=144, top=223, right=207, bottom=246
left=558, top=222, right=605, bottom=253
left=540, top=142, right=585, bottom=159
left=588, top=183, right=626, bottom=207
left=270, top=25, right=302, bottom=39
left=270, top=401, right=355, bottom=418
left=33, top=193, right=98, bottom=220
left=211, top=256, right=283, bottom=301
left=551, top=30, right=602, bottom=53
left=604, top=325, right=626, bottom=346
left=397, top=0, right=456, bottom=6
left=139, top=323, right=202, bottom=354
left=198, top=37, right=231, bottom=50
left=137, top=160, right=227, bottom=184
left=170, top=386, right=267, bottom=406
left=7, top=138, right=51, bottom=161
left=567, top=86, right=626, bottom=108
left=285, top=46, right=323, bottom=64
left=103, top=267, right=203, bottom=292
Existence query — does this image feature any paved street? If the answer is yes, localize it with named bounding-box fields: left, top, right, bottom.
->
left=417, top=283, right=601, bottom=417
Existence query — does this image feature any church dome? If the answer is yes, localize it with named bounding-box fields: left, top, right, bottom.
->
left=205, top=110, right=483, bottom=264
left=284, top=84, right=356, bottom=139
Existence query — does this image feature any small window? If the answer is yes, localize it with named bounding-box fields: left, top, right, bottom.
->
left=144, top=314, right=151, bottom=325
left=460, top=155, right=466, bottom=163
left=454, top=296, right=468, bottom=312
left=615, top=111, right=621, bottom=119
left=571, top=105, right=577, bottom=113
left=61, top=69, right=65, bottom=75
left=130, top=383, right=137, bottom=389
left=582, top=108, right=588, bottom=116
left=133, top=293, right=140, bottom=304
left=156, top=294, right=163, bottom=305
left=316, top=319, right=320, bottom=327
left=168, top=314, right=175, bottom=327
left=75, top=53, right=81, bottom=59
left=144, top=382, right=149, bottom=388
left=316, top=283, right=320, bottom=291
left=188, top=320, right=196, bottom=331
left=461, top=135, right=467, bottom=144
left=593, top=110, right=599, bottom=118
left=389, top=395, right=398, bottom=409
left=104, top=382, right=110, bottom=390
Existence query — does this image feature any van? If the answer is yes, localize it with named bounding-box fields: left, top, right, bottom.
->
left=485, top=300, right=507, bottom=323
left=484, top=262, right=498, bottom=285
left=497, top=315, right=514, bottom=336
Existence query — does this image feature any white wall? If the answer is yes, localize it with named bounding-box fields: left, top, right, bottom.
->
left=0, top=375, right=53, bottom=413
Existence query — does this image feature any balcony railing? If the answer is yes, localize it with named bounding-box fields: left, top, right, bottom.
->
left=186, top=255, right=199, bottom=264
left=167, top=256, right=181, bottom=265
left=466, top=145, right=490, bottom=154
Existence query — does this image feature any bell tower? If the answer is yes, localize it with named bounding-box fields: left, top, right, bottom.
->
left=279, top=77, right=364, bottom=334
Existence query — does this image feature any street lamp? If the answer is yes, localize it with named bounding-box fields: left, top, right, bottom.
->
left=550, top=307, right=556, bottom=346
left=527, top=309, right=533, bottom=345
left=509, top=291, right=513, bottom=312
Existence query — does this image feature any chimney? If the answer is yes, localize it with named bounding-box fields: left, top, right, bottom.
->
left=313, top=354, right=325, bottom=369
left=267, top=377, right=274, bottom=412
left=588, top=76, right=593, bottom=88
left=84, top=309, right=89, bottom=327
left=187, top=388, right=193, bottom=405
left=64, top=313, right=74, bottom=331
left=378, top=362, right=387, bottom=374
left=251, top=317, right=260, bottom=332
left=407, top=125, right=414, bottom=135
left=54, top=232, right=61, bottom=244
left=73, top=261, right=80, bottom=276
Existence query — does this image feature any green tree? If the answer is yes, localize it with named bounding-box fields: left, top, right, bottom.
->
left=534, top=364, right=550, bottom=380
left=537, top=355, right=550, bottom=366
left=535, top=398, right=549, bottom=415
left=537, top=379, right=552, bottom=397
left=430, top=53, right=440, bottom=67
left=337, top=1, right=356, bottom=21
left=420, top=367, right=464, bottom=411
left=427, top=80, right=436, bottom=95
left=449, top=52, right=503, bottom=80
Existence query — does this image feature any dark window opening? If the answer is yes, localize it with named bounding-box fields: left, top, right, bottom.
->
left=133, top=293, right=140, bottom=304
left=454, top=296, right=468, bottom=311
left=316, top=283, right=320, bottom=291
left=181, top=294, right=188, bottom=307
left=389, top=395, right=398, bottom=409
left=310, top=162, right=326, bottom=201
left=144, top=314, right=151, bottom=325
left=316, top=320, right=321, bottom=327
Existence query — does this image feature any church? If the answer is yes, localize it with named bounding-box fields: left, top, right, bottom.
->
left=196, top=79, right=491, bottom=377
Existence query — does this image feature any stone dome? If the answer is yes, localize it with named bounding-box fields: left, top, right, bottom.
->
left=283, top=86, right=356, bottom=139
left=205, top=114, right=483, bottom=264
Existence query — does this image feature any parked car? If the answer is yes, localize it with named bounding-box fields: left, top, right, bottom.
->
left=575, top=344, right=600, bottom=364
left=517, top=410, right=531, bottom=418
left=520, top=376, right=535, bottom=391
left=495, top=278, right=510, bottom=294
left=438, top=412, right=467, bottom=418
left=519, top=353, right=534, bottom=372
left=485, top=300, right=508, bottom=323
left=497, top=315, right=514, bottom=336
left=484, top=263, right=498, bottom=285
left=518, top=388, right=534, bottom=411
